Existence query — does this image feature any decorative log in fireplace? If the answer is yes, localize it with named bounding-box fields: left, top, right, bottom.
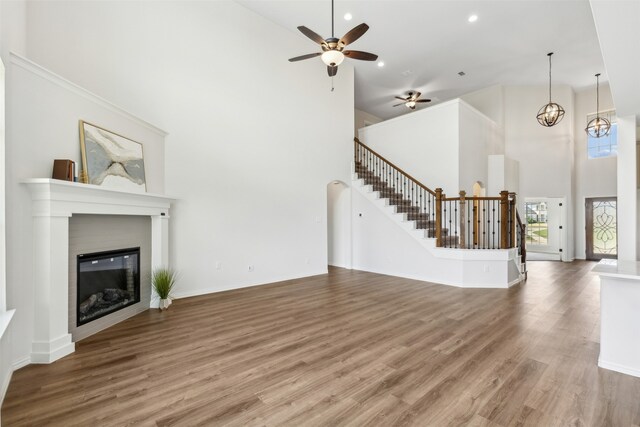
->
left=77, top=247, right=141, bottom=326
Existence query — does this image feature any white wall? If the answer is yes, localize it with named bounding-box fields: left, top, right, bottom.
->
left=0, top=0, right=26, bottom=410
left=358, top=99, right=496, bottom=197
left=503, top=85, right=575, bottom=260
left=487, top=155, right=519, bottom=197
left=458, top=102, right=501, bottom=195
left=461, top=84, right=505, bottom=131
left=573, top=84, right=616, bottom=259
left=0, top=55, right=5, bottom=317
left=24, top=1, right=354, bottom=299
left=355, top=108, right=382, bottom=136
left=351, top=188, right=462, bottom=284
left=617, top=115, right=637, bottom=261
left=358, top=100, right=460, bottom=194
left=327, top=181, right=351, bottom=268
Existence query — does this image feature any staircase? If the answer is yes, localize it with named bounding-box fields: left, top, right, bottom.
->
left=353, top=138, right=527, bottom=280
left=353, top=161, right=458, bottom=247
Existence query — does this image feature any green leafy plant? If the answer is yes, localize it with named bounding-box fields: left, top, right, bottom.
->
left=152, top=268, right=177, bottom=299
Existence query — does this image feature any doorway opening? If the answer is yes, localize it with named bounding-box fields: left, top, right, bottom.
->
left=585, top=197, right=617, bottom=260
left=327, top=181, right=351, bottom=268
left=524, top=197, right=564, bottom=261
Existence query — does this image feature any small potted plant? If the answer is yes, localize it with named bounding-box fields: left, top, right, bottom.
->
left=152, top=267, right=177, bottom=310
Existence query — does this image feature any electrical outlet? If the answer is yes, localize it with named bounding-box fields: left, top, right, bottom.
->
left=215, top=261, right=222, bottom=270
left=305, top=257, right=310, bottom=265
left=248, top=265, right=254, bottom=272
left=483, top=264, right=489, bottom=273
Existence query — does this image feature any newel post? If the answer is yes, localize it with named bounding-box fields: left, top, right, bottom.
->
left=509, top=192, right=517, bottom=249
left=435, top=188, right=443, bottom=247
left=500, top=190, right=509, bottom=249
left=459, top=190, right=467, bottom=249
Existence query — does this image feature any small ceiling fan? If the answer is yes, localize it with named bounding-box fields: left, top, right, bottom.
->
left=393, top=91, right=431, bottom=110
left=288, top=0, right=378, bottom=77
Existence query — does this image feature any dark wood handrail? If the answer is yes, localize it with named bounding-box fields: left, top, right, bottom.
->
left=443, top=196, right=502, bottom=201
left=355, top=138, right=436, bottom=196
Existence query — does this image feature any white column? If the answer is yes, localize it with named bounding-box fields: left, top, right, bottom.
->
left=617, top=116, right=637, bottom=261
left=149, top=214, right=170, bottom=308
left=595, top=263, right=640, bottom=378
left=31, top=213, right=74, bottom=363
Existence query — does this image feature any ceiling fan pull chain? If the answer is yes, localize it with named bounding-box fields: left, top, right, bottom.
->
left=331, top=75, right=335, bottom=92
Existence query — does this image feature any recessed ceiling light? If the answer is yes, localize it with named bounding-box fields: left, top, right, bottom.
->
left=468, top=14, right=478, bottom=23
left=344, top=12, right=352, bottom=21
left=377, top=61, right=385, bottom=67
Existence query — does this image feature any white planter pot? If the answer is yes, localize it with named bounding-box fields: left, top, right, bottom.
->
left=159, top=298, right=172, bottom=310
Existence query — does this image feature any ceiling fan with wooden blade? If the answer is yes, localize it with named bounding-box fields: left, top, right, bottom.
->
left=393, top=91, right=431, bottom=110
left=288, top=0, right=378, bottom=77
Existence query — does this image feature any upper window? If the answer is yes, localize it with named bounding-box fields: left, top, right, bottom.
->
left=587, top=110, right=617, bottom=159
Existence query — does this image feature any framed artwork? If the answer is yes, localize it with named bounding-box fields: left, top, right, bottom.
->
left=79, top=121, right=147, bottom=192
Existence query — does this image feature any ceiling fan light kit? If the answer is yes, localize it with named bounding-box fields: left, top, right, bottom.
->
left=585, top=73, right=611, bottom=138
left=288, top=0, right=378, bottom=77
left=537, top=52, right=565, bottom=127
left=321, top=50, right=344, bottom=66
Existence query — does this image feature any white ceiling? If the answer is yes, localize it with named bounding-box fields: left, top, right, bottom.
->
left=237, top=0, right=606, bottom=120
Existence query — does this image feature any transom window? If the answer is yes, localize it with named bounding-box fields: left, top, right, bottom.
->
left=587, top=110, right=617, bottom=159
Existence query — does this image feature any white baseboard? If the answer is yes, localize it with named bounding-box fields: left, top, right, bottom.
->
left=12, top=356, right=31, bottom=371
left=31, top=335, right=75, bottom=364
left=508, top=276, right=524, bottom=287
left=172, top=270, right=328, bottom=300
left=598, top=358, right=640, bottom=378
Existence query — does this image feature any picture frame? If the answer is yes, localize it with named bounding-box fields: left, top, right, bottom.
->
left=79, top=120, right=147, bottom=193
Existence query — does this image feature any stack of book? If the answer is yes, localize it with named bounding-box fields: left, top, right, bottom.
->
left=52, top=159, right=78, bottom=182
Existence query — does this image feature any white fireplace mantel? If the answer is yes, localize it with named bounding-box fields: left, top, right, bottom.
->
left=23, top=179, right=175, bottom=363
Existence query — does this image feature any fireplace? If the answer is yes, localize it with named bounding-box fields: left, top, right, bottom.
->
left=77, top=247, right=141, bottom=326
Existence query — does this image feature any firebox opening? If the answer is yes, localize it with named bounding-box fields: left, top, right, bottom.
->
left=77, top=247, right=141, bottom=326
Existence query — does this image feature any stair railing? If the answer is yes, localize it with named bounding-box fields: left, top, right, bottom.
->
left=516, top=210, right=527, bottom=278
left=355, top=138, right=437, bottom=240
left=354, top=138, right=519, bottom=250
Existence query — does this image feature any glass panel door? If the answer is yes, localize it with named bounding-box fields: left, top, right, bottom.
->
left=525, top=201, right=548, bottom=246
left=586, top=197, right=617, bottom=260
left=525, top=199, right=560, bottom=254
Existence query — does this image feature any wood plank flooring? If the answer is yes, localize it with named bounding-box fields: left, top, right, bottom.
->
left=3, top=261, right=640, bottom=426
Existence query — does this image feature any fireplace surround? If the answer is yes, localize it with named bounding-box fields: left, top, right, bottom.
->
left=24, top=178, right=174, bottom=363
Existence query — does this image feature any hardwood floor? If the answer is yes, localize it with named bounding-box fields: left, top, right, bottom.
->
left=3, top=261, right=640, bottom=426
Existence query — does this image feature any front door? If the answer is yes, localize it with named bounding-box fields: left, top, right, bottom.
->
left=586, top=197, right=617, bottom=260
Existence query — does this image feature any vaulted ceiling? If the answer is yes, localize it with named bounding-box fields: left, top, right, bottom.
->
left=238, top=0, right=605, bottom=120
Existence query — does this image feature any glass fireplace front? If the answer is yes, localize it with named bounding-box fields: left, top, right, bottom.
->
left=77, top=247, right=140, bottom=326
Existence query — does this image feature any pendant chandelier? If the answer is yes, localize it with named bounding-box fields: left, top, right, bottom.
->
left=537, top=52, right=565, bottom=127
left=585, top=73, right=611, bottom=138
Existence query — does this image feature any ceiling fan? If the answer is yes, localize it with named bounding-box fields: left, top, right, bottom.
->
left=393, top=91, right=431, bottom=110
left=288, top=0, right=378, bottom=77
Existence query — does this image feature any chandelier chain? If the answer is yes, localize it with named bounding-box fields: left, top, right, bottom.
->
left=548, top=53, right=552, bottom=103
left=596, top=73, right=600, bottom=115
